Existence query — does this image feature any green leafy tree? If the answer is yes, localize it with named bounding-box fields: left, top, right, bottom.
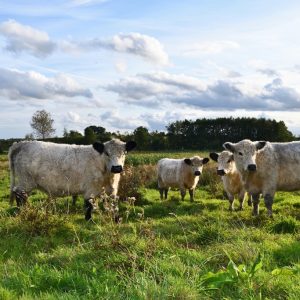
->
left=84, top=127, right=97, bottom=144
left=133, top=126, right=150, bottom=150
left=30, top=110, right=55, bottom=139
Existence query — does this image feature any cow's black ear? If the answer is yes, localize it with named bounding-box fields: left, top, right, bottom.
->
left=93, top=142, right=104, bottom=154
left=255, top=141, right=267, bottom=151
left=223, top=142, right=235, bottom=153
left=202, top=157, right=210, bottom=164
left=184, top=158, right=192, bottom=165
left=209, top=152, right=219, bottom=162
left=125, top=141, right=137, bottom=152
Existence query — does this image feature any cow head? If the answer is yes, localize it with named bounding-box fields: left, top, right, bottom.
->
left=184, top=156, right=209, bottom=176
left=209, top=151, right=234, bottom=176
left=93, top=139, right=136, bottom=174
left=223, top=139, right=266, bottom=172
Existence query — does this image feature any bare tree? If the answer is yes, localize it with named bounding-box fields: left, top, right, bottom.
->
left=30, top=110, right=55, bottom=139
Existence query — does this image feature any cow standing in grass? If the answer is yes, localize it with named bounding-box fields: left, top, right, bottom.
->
left=8, top=139, right=136, bottom=220
left=223, top=139, right=300, bottom=216
left=210, top=151, right=249, bottom=211
left=157, top=156, right=209, bottom=201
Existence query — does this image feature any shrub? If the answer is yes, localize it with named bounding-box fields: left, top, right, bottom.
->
left=17, top=204, right=65, bottom=236
left=199, top=164, right=224, bottom=199
left=118, top=165, right=157, bottom=202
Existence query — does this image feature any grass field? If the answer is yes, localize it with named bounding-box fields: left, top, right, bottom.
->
left=0, top=153, right=300, bottom=299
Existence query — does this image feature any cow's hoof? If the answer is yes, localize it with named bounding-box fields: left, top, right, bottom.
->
left=114, top=215, right=122, bottom=223
left=85, top=214, right=92, bottom=221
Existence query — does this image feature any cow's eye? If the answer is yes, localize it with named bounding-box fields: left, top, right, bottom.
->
left=227, top=159, right=232, bottom=163
left=238, top=152, right=243, bottom=156
left=104, top=151, right=109, bottom=156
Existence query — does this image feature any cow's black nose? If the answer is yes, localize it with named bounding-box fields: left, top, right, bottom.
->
left=217, top=169, right=226, bottom=176
left=194, top=171, right=201, bottom=176
left=111, top=165, right=123, bottom=173
left=248, top=164, right=257, bottom=171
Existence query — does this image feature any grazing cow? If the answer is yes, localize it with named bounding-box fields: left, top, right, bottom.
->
left=157, top=156, right=209, bottom=201
left=223, top=139, right=300, bottom=216
left=210, top=151, right=247, bottom=211
left=8, top=139, right=136, bottom=220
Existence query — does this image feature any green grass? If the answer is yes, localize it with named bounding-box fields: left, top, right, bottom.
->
left=1, top=154, right=300, bottom=299
left=125, top=151, right=209, bottom=166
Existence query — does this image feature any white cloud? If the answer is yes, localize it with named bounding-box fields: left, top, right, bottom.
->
left=70, top=33, right=169, bottom=65
left=257, top=68, right=279, bottom=77
left=65, top=111, right=82, bottom=123
left=100, top=111, right=147, bottom=130
left=0, top=19, right=56, bottom=57
left=115, top=61, right=127, bottom=73
left=0, top=68, right=93, bottom=100
left=0, top=20, right=169, bottom=65
left=105, top=71, right=300, bottom=111
left=105, top=71, right=205, bottom=103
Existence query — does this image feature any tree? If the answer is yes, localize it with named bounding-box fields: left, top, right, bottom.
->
left=84, top=127, right=97, bottom=144
left=84, top=126, right=111, bottom=142
left=30, top=110, right=55, bottom=139
left=133, top=126, right=150, bottom=150
left=24, top=133, right=34, bottom=140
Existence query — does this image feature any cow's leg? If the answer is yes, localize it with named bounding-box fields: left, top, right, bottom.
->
left=189, top=188, right=195, bottom=202
left=247, top=193, right=252, bottom=207
left=72, top=195, right=78, bottom=206
left=164, top=188, right=169, bottom=200
left=13, top=187, right=28, bottom=207
left=264, top=193, right=274, bottom=217
left=159, top=188, right=164, bottom=200
left=180, top=188, right=186, bottom=201
left=227, top=193, right=234, bottom=211
left=84, top=197, right=97, bottom=221
left=237, top=191, right=245, bottom=211
left=252, top=194, right=260, bottom=216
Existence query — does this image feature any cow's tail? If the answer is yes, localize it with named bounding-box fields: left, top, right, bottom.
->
left=8, top=145, right=16, bottom=205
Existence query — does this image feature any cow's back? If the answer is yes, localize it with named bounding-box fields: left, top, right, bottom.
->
left=9, top=141, right=103, bottom=196
left=272, top=142, right=300, bottom=190
left=157, top=158, right=182, bottom=187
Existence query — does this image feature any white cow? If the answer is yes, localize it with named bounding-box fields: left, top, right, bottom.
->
left=224, top=139, right=300, bottom=216
left=8, top=139, right=136, bottom=220
left=210, top=151, right=248, bottom=211
left=157, top=156, right=209, bottom=201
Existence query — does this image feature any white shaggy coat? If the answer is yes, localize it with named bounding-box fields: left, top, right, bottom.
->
left=9, top=139, right=129, bottom=200
left=224, top=139, right=300, bottom=216
left=157, top=156, right=209, bottom=201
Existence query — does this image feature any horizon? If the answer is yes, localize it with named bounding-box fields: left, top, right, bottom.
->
left=1, top=0, right=300, bottom=138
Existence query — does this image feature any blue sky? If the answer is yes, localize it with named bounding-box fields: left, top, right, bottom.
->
left=1, top=0, right=300, bottom=138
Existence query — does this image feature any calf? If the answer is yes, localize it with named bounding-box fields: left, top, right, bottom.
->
left=210, top=151, right=246, bottom=211
left=8, top=139, right=136, bottom=220
left=224, top=139, right=300, bottom=216
left=157, top=156, right=209, bottom=201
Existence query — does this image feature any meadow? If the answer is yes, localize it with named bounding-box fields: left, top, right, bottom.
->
left=0, top=152, right=300, bottom=299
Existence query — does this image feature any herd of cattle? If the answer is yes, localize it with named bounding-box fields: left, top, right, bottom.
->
left=7, top=138, right=300, bottom=220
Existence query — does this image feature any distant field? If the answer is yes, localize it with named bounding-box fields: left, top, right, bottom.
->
left=0, top=153, right=300, bottom=299
left=125, top=151, right=209, bottom=166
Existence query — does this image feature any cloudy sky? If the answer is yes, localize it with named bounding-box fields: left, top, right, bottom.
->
left=1, top=0, right=300, bottom=138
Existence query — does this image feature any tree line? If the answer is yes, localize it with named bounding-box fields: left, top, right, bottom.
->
left=0, top=115, right=296, bottom=153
